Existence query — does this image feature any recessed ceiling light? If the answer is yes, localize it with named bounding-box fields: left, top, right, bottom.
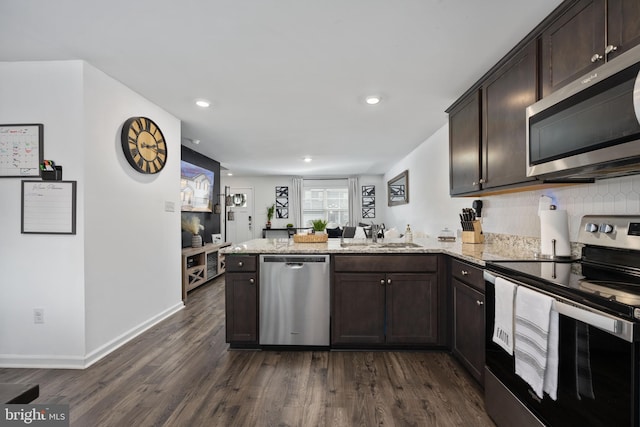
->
left=365, top=96, right=381, bottom=105
left=303, top=156, right=312, bottom=163
left=195, top=99, right=211, bottom=108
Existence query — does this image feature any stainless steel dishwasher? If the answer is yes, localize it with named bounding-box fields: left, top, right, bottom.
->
left=259, top=254, right=330, bottom=346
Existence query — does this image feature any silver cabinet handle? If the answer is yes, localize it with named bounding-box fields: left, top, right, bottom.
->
left=591, top=53, right=603, bottom=62
left=249, top=278, right=255, bottom=284
left=605, top=44, right=618, bottom=55
left=380, top=279, right=385, bottom=285
left=479, top=178, right=485, bottom=184
left=461, top=270, right=469, bottom=276
left=387, top=278, right=392, bottom=285
left=238, top=261, right=244, bottom=267
left=476, top=300, right=484, bottom=306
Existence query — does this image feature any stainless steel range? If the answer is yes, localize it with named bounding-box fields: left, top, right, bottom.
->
left=484, top=215, right=640, bottom=427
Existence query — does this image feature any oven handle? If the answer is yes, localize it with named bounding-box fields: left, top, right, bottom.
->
left=484, top=270, right=636, bottom=343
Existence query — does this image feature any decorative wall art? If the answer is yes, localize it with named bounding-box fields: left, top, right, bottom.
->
left=0, top=124, right=43, bottom=178
left=388, top=170, right=409, bottom=206
left=21, top=180, right=77, bottom=234
left=362, top=185, right=376, bottom=218
left=180, top=160, right=214, bottom=212
left=276, top=186, right=289, bottom=219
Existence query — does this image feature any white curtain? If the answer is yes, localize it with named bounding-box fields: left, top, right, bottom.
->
left=291, top=177, right=303, bottom=228
left=348, top=177, right=359, bottom=226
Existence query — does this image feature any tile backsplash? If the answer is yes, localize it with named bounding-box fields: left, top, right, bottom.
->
left=481, top=174, right=640, bottom=242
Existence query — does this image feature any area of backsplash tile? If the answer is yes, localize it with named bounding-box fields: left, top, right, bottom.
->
left=480, top=174, right=640, bottom=242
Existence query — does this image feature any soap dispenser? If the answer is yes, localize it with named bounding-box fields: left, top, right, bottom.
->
left=404, top=224, right=413, bottom=243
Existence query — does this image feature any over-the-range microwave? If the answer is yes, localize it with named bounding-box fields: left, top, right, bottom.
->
left=526, top=43, right=640, bottom=181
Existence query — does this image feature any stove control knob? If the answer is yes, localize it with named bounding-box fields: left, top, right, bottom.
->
left=585, top=223, right=599, bottom=233
left=599, top=223, right=614, bottom=234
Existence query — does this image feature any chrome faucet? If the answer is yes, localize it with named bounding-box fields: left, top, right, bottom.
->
left=370, top=223, right=379, bottom=243
left=340, top=222, right=349, bottom=244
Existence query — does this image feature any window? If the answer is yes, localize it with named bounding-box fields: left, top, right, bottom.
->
left=302, top=180, right=348, bottom=226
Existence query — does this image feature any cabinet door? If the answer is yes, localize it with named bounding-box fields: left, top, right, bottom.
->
left=483, top=40, right=538, bottom=190
left=225, top=272, right=258, bottom=343
left=607, top=0, right=640, bottom=60
left=449, top=90, right=482, bottom=195
left=541, top=0, right=606, bottom=97
left=332, top=273, right=385, bottom=345
left=386, top=273, right=438, bottom=344
left=452, top=278, right=485, bottom=384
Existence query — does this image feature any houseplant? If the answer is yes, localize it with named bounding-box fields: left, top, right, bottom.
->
left=181, top=215, right=204, bottom=247
left=266, top=204, right=275, bottom=229
left=311, top=219, right=328, bottom=233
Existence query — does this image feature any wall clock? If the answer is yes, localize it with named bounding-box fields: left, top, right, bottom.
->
left=121, top=116, right=168, bottom=174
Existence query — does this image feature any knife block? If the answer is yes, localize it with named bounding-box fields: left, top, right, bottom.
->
left=462, top=220, right=484, bottom=244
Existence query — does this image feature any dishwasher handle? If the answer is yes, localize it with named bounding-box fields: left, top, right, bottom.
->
left=285, top=262, right=304, bottom=269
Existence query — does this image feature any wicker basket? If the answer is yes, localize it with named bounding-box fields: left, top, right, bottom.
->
left=293, top=233, right=328, bottom=243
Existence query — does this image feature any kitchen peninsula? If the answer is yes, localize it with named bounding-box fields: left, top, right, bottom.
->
left=222, top=235, right=535, bottom=387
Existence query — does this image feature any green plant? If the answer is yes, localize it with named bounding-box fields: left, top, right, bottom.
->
left=286, top=223, right=294, bottom=228
left=266, top=204, right=275, bottom=222
left=311, top=219, right=328, bottom=232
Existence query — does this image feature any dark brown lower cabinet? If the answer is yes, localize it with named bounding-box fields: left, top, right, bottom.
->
left=332, top=255, right=440, bottom=347
left=451, top=259, right=485, bottom=384
left=225, top=255, right=258, bottom=344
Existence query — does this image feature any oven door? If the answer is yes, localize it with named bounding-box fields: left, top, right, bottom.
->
left=484, top=271, right=639, bottom=427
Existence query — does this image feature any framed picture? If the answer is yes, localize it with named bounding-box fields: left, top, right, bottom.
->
left=0, top=124, right=43, bottom=178
left=180, top=161, right=214, bottom=212
left=362, top=185, right=375, bottom=218
left=276, top=186, right=289, bottom=219
left=21, top=180, right=77, bottom=234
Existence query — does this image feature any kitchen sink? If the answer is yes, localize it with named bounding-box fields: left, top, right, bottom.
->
left=339, top=242, right=371, bottom=247
left=340, top=242, right=422, bottom=248
left=377, top=242, right=421, bottom=248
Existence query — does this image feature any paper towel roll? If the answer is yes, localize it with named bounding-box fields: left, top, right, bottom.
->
left=540, top=210, right=571, bottom=257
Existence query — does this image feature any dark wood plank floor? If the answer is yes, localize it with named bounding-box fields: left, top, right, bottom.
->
left=0, top=276, right=495, bottom=426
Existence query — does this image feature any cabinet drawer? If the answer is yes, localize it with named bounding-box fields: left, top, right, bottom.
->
left=333, top=255, right=437, bottom=273
left=451, top=258, right=484, bottom=292
left=226, top=255, right=257, bottom=272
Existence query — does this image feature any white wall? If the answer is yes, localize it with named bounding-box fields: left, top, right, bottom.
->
left=0, top=61, right=86, bottom=366
left=383, top=124, right=468, bottom=237
left=382, top=122, right=640, bottom=241
left=0, top=61, right=182, bottom=368
left=82, top=63, right=183, bottom=362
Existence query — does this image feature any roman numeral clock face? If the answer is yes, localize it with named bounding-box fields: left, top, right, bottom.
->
left=121, top=117, right=168, bottom=174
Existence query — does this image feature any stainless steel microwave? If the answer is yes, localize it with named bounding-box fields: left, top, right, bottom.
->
left=526, top=43, right=640, bottom=180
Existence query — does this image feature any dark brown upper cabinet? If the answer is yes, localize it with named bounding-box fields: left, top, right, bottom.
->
left=482, top=40, right=538, bottom=191
left=448, top=40, right=537, bottom=196
left=449, top=90, right=482, bottom=195
left=541, top=0, right=640, bottom=97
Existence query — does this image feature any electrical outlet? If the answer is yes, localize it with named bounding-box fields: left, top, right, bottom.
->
left=33, top=308, right=44, bottom=324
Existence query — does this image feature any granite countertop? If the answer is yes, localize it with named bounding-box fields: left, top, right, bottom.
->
left=221, top=237, right=540, bottom=266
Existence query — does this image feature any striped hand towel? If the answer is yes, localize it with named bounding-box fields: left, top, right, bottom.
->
left=514, top=286, right=557, bottom=400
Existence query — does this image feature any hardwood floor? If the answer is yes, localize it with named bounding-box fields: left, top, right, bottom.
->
left=0, top=276, right=495, bottom=427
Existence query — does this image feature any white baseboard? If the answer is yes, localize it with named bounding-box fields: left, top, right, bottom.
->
left=0, top=302, right=184, bottom=369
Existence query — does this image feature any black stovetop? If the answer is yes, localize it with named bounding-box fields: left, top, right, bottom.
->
left=486, top=258, right=640, bottom=320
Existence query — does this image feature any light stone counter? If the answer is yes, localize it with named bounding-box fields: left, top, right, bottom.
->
left=221, top=237, right=540, bottom=266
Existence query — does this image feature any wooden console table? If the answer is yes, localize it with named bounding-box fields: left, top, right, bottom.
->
left=181, top=242, right=231, bottom=302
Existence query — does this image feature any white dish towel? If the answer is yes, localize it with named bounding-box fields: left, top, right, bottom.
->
left=514, top=286, right=559, bottom=400
left=492, top=277, right=517, bottom=355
